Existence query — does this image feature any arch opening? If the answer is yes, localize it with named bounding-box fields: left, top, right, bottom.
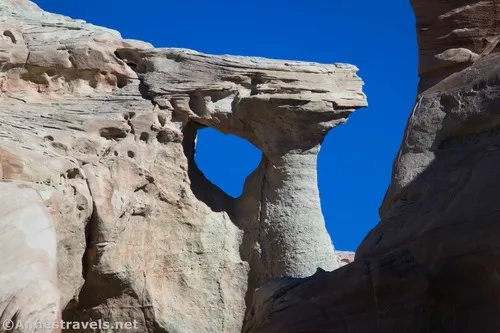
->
left=194, top=127, right=262, bottom=198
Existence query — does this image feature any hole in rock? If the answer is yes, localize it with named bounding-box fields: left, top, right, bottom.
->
left=194, top=127, right=261, bottom=198
left=156, top=131, right=170, bottom=144
left=251, top=77, right=265, bottom=86
left=46, top=69, right=57, bottom=77
left=116, top=75, right=129, bottom=88
left=65, top=168, right=83, bottom=179
left=3, top=30, right=16, bottom=44
left=139, top=132, right=149, bottom=142
left=99, top=127, right=128, bottom=141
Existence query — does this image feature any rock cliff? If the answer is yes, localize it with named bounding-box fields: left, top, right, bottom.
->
left=0, top=0, right=366, bottom=332
left=249, top=1, right=500, bottom=332
left=0, top=183, right=60, bottom=333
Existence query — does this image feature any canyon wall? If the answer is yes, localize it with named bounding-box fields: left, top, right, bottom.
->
left=249, top=1, right=500, bottom=332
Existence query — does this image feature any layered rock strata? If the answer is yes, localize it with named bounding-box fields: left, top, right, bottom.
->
left=248, top=1, right=500, bottom=332
left=0, top=1, right=366, bottom=332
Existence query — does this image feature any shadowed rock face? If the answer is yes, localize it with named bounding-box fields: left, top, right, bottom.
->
left=245, top=1, right=500, bottom=333
left=412, top=0, right=500, bottom=81
left=0, top=1, right=366, bottom=332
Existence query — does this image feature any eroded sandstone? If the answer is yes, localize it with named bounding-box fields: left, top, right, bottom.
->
left=248, top=1, right=500, bottom=332
left=0, top=182, right=60, bottom=333
left=0, top=1, right=367, bottom=332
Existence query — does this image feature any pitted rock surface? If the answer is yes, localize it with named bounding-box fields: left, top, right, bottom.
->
left=0, top=1, right=366, bottom=332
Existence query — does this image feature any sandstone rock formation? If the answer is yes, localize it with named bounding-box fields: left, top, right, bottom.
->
left=335, top=251, right=355, bottom=267
left=0, top=0, right=366, bottom=332
left=247, top=1, right=500, bottom=332
left=0, top=182, right=60, bottom=333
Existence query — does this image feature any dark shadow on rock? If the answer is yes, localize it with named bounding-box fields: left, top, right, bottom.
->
left=181, top=121, right=236, bottom=217
left=248, top=55, right=500, bottom=332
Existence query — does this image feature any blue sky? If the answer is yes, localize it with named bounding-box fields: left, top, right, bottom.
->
left=37, top=0, right=418, bottom=251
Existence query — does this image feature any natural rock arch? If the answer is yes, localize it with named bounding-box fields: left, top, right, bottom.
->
left=116, top=46, right=366, bottom=280
left=0, top=1, right=367, bottom=331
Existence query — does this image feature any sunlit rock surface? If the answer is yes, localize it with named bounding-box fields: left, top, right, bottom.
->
left=0, top=1, right=366, bottom=331
left=0, top=182, right=60, bottom=333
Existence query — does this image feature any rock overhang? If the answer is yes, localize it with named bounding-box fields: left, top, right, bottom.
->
left=115, top=47, right=367, bottom=152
